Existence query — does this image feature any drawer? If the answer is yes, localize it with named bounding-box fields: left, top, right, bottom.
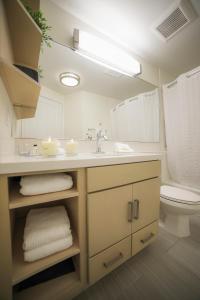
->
left=132, top=221, right=158, bottom=256
left=88, top=185, right=132, bottom=257
left=89, top=236, right=131, bottom=284
left=87, top=161, right=160, bottom=192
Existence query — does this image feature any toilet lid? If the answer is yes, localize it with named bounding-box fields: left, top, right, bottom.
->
left=160, top=185, right=200, bottom=204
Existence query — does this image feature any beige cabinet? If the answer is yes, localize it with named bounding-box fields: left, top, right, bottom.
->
left=88, top=185, right=132, bottom=257
left=88, top=177, right=160, bottom=257
left=87, top=161, right=161, bottom=284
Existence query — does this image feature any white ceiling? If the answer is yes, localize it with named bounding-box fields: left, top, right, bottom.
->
left=39, top=42, right=155, bottom=99
left=51, top=0, right=200, bottom=76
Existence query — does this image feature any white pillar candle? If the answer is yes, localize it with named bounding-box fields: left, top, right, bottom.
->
left=65, top=139, right=78, bottom=155
left=41, top=137, right=58, bottom=156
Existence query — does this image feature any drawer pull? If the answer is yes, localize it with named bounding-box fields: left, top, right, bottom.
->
left=140, top=233, right=155, bottom=244
left=128, top=201, right=133, bottom=222
left=133, top=199, right=139, bottom=219
left=103, top=252, right=123, bottom=268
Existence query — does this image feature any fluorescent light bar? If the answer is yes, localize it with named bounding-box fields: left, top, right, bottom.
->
left=73, top=29, right=141, bottom=77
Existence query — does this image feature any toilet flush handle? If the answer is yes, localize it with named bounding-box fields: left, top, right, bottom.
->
left=133, top=199, right=139, bottom=220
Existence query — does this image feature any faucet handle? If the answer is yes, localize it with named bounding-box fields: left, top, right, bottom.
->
left=103, top=135, right=108, bottom=141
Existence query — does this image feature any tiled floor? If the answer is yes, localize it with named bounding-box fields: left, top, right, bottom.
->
left=75, top=216, right=200, bottom=300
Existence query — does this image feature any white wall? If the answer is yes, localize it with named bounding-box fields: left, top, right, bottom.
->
left=64, top=90, right=120, bottom=139
left=16, top=85, right=65, bottom=139
left=0, top=79, right=15, bottom=156
left=0, top=0, right=16, bottom=156
left=40, top=86, right=65, bottom=103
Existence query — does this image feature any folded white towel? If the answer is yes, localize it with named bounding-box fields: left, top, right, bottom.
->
left=24, top=235, right=73, bottom=262
left=114, top=143, right=134, bottom=153
left=23, top=206, right=71, bottom=251
left=20, top=173, right=73, bottom=196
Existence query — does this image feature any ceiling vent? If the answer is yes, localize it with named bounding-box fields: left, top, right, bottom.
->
left=152, top=0, right=198, bottom=41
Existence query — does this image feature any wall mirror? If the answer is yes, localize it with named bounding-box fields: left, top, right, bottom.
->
left=15, top=42, right=159, bottom=142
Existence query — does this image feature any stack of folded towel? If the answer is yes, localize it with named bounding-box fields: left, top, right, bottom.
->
left=20, top=173, right=73, bottom=196
left=23, top=206, right=73, bottom=262
left=114, top=142, right=134, bottom=153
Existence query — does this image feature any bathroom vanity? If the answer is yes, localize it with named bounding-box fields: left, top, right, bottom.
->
left=0, top=153, right=161, bottom=300
left=87, top=161, right=160, bottom=283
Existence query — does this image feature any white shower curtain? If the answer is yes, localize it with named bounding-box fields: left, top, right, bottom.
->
left=111, top=89, right=159, bottom=142
left=163, top=66, right=200, bottom=189
left=142, top=89, right=159, bottom=142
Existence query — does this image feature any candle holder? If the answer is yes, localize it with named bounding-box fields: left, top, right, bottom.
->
left=41, top=137, right=58, bottom=157
left=65, top=139, right=78, bottom=156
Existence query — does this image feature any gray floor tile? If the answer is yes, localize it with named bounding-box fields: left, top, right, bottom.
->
left=167, top=237, right=200, bottom=279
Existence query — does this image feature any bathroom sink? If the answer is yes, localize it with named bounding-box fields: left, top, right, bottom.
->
left=83, top=152, right=136, bottom=158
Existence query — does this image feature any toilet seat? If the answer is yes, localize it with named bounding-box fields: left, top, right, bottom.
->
left=160, top=185, right=200, bottom=205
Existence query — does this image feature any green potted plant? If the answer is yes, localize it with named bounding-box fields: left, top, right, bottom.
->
left=23, top=3, right=53, bottom=49
left=15, top=1, right=52, bottom=82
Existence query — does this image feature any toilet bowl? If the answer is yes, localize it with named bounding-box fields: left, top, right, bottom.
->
left=160, top=185, right=200, bottom=237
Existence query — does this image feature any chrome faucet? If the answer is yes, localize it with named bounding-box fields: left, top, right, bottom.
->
left=96, top=125, right=108, bottom=153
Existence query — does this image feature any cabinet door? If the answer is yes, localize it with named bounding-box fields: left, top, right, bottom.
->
left=132, top=177, right=160, bottom=233
left=88, top=185, right=132, bottom=257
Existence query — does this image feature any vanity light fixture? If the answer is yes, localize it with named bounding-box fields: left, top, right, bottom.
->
left=73, top=29, right=141, bottom=77
left=60, top=72, right=80, bottom=87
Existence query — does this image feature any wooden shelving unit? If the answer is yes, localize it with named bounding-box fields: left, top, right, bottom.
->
left=0, top=0, right=42, bottom=119
left=13, top=106, right=38, bottom=120
left=0, top=168, right=87, bottom=300
left=3, top=0, right=42, bottom=70
left=13, top=218, right=80, bottom=285
left=9, top=181, right=79, bottom=209
left=0, top=59, right=41, bottom=119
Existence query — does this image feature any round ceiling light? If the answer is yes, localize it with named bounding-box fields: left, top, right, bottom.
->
left=60, top=72, right=80, bottom=87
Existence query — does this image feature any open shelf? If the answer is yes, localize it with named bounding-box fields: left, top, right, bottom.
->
left=1, top=0, right=42, bottom=119
left=3, top=0, right=42, bottom=70
left=12, top=218, right=80, bottom=285
left=13, top=271, right=81, bottom=300
left=9, top=181, right=79, bottom=209
left=13, top=106, right=37, bottom=120
left=0, top=58, right=41, bottom=119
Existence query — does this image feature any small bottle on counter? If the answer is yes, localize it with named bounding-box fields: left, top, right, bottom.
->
left=19, top=143, right=30, bottom=156
left=30, top=144, right=39, bottom=156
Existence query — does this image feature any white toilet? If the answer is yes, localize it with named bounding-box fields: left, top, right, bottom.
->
left=160, top=185, right=200, bottom=237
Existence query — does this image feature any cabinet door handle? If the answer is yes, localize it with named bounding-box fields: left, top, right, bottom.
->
left=103, top=252, right=123, bottom=268
left=128, top=201, right=133, bottom=222
left=140, top=233, right=155, bottom=244
left=133, top=199, right=139, bottom=219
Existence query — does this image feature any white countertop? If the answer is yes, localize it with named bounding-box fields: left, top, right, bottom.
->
left=0, top=152, right=161, bottom=174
